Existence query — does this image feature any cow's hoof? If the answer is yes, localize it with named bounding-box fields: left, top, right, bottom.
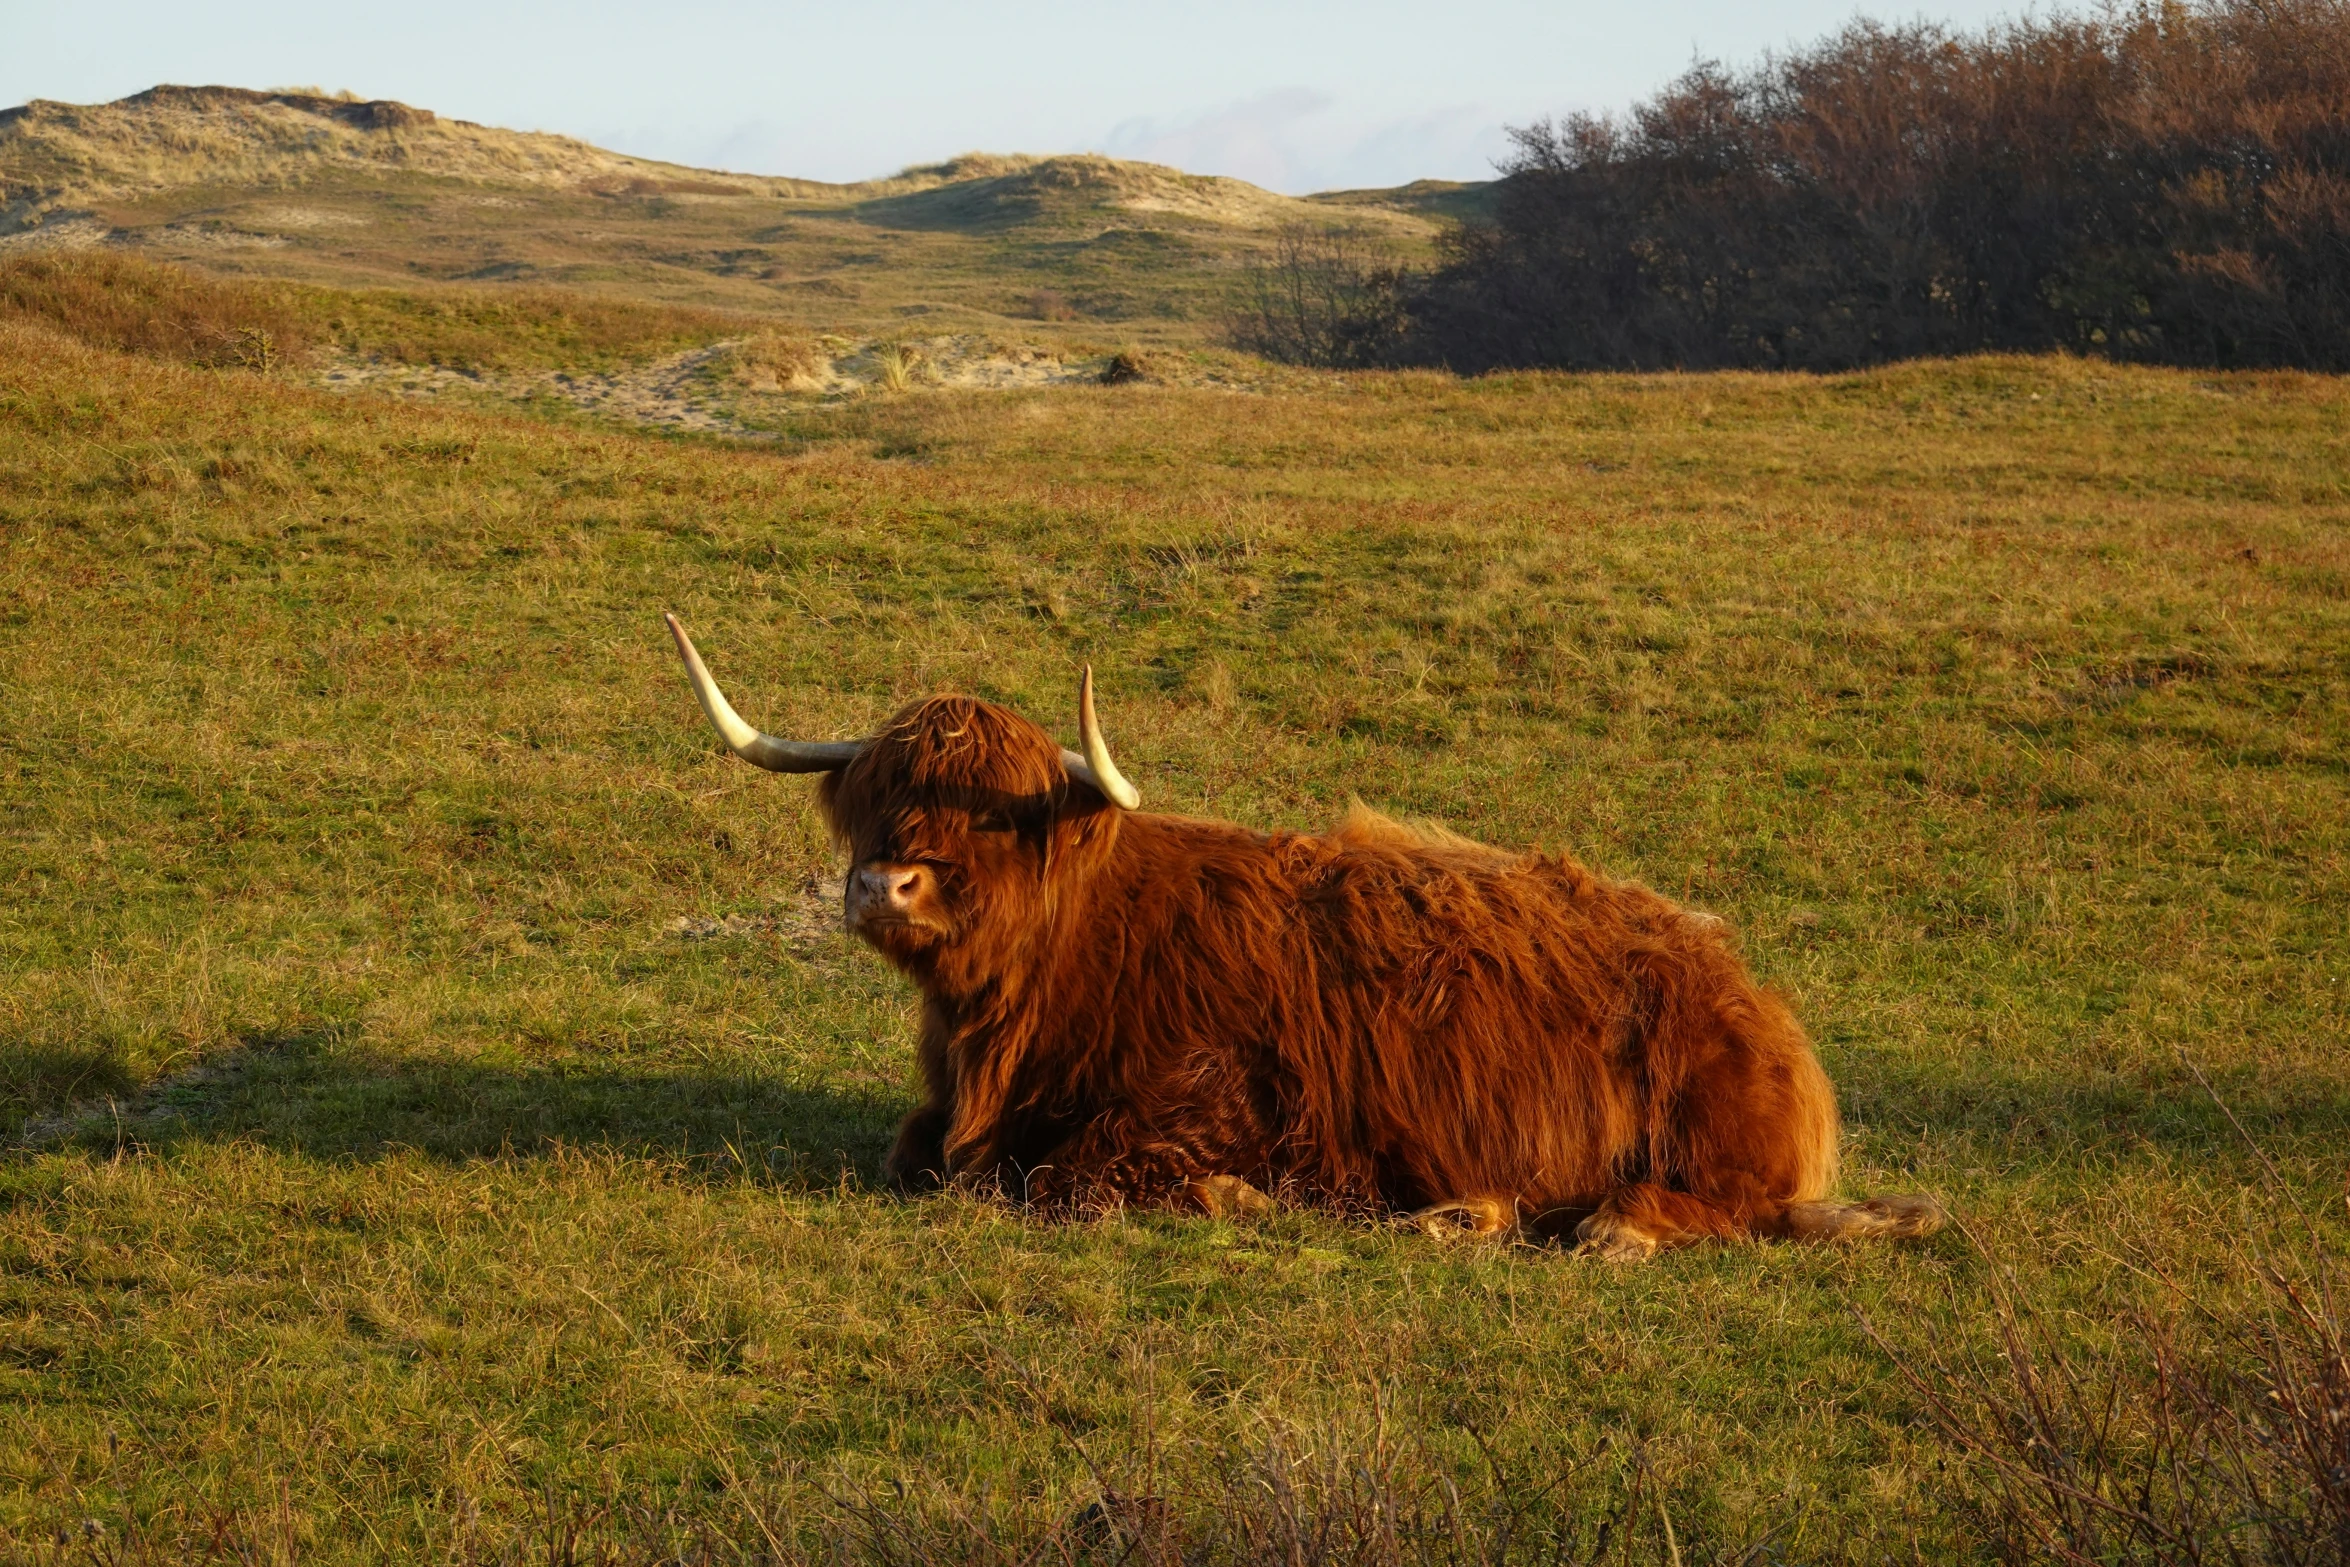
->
left=1408, top=1197, right=1519, bottom=1241
left=1572, top=1216, right=1659, bottom=1264
left=1186, top=1175, right=1277, bottom=1220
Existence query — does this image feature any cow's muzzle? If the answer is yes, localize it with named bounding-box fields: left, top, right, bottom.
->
left=845, top=862, right=939, bottom=934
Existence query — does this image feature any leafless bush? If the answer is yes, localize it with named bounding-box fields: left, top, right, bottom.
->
left=1024, top=288, right=1079, bottom=322
left=22, top=1428, right=1725, bottom=1566
left=1869, top=1083, right=2350, bottom=1565
left=1417, top=0, right=2350, bottom=370
left=1228, top=225, right=1414, bottom=369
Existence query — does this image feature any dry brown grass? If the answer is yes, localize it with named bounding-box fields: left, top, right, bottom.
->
left=0, top=252, right=766, bottom=376
left=712, top=331, right=822, bottom=393
left=1877, top=1090, right=2350, bottom=1566
left=0, top=84, right=793, bottom=214
left=0, top=251, right=309, bottom=368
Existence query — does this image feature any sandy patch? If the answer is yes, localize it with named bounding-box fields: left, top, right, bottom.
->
left=319, top=342, right=760, bottom=436
left=544, top=342, right=759, bottom=432
left=0, top=216, right=115, bottom=252
left=807, top=335, right=1101, bottom=395
left=249, top=205, right=368, bottom=229
left=147, top=223, right=289, bottom=250
left=665, top=878, right=848, bottom=954
left=310, top=332, right=1268, bottom=435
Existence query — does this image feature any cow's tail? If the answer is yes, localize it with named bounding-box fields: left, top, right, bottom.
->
left=1769, top=1193, right=1948, bottom=1244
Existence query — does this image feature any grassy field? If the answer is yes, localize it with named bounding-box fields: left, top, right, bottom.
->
left=2, top=306, right=2346, bottom=1560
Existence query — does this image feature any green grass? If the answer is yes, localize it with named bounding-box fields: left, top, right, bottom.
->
left=2, top=317, right=2346, bottom=1559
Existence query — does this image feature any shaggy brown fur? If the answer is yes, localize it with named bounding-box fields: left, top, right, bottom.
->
left=810, top=692, right=1943, bottom=1259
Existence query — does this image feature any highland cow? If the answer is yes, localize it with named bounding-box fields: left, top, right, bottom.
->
left=666, top=615, right=1944, bottom=1259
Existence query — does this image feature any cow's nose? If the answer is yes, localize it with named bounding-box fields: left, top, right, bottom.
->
left=851, top=863, right=930, bottom=917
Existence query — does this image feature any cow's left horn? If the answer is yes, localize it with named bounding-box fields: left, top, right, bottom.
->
left=664, top=612, right=865, bottom=773
left=1063, top=664, right=1140, bottom=809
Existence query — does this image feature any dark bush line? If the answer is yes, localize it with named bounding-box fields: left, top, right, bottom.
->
left=1239, top=0, right=2350, bottom=373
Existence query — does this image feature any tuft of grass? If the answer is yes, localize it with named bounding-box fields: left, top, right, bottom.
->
left=872, top=340, right=924, bottom=393
left=708, top=331, right=822, bottom=393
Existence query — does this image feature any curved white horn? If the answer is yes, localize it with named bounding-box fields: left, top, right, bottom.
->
left=1064, top=664, right=1140, bottom=809
left=664, top=613, right=864, bottom=773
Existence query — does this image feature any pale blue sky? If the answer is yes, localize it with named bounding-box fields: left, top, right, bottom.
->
left=6, top=1, right=2039, bottom=193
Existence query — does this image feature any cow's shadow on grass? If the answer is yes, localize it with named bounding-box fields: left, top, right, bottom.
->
left=96, top=1033, right=905, bottom=1188
left=24, top=1029, right=2350, bottom=1196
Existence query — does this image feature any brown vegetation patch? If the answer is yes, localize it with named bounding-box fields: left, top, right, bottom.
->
left=0, top=250, right=308, bottom=367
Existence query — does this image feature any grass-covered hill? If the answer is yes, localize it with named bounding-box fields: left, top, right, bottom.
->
left=0, top=86, right=1479, bottom=345
left=2, top=267, right=2345, bottom=1557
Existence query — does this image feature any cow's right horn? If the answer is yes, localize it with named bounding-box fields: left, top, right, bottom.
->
left=1063, top=664, right=1141, bottom=809
left=664, top=612, right=864, bottom=772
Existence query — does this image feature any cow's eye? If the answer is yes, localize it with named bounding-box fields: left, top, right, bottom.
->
left=972, top=812, right=1015, bottom=835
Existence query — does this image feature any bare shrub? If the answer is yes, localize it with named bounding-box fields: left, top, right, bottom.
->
left=1417, top=0, right=2350, bottom=370
left=1869, top=1087, right=2350, bottom=1565
left=1228, top=224, right=1413, bottom=369
left=22, top=1428, right=1715, bottom=1565
left=1024, top=288, right=1079, bottom=322
left=1098, top=348, right=1152, bottom=385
